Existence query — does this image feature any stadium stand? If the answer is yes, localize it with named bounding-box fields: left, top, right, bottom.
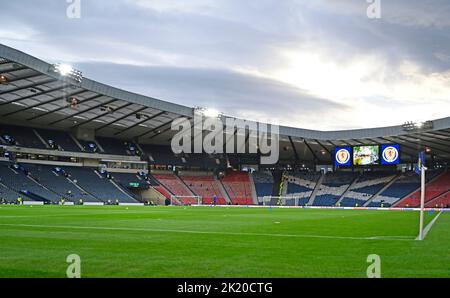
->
left=78, top=139, right=99, bottom=153
left=0, top=163, right=60, bottom=202
left=0, top=125, right=46, bottom=149
left=220, top=171, right=253, bottom=205
left=24, top=164, right=98, bottom=202
left=286, top=172, right=321, bottom=205
left=36, top=128, right=82, bottom=152
left=425, top=190, right=450, bottom=208
left=108, top=172, right=145, bottom=199
left=142, top=145, right=184, bottom=166
left=97, top=137, right=138, bottom=156
left=65, top=167, right=137, bottom=203
left=180, top=174, right=227, bottom=205
left=340, top=172, right=397, bottom=207
left=395, top=171, right=450, bottom=207
left=314, top=172, right=356, bottom=206
left=184, top=154, right=222, bottom=169
left=0, top=182, right=21, bottom=203
left=369, top=170, right=444, bottom=207
left=152, top=173, right=196, bottom=204
left=252, top=171, right=274, bottom=199
left=1, top=44, right=450, bottom=210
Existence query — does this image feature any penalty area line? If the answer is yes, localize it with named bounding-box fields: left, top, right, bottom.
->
left=0, top=223, right=414, bottom=242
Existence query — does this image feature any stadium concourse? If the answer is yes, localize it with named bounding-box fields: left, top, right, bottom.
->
left=0, top=43, right=450, bottom=209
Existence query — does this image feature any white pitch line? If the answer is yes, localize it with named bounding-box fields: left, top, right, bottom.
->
left=0, top=223, right=414, bottom=242
left=416, top=211, right=443, bottom=240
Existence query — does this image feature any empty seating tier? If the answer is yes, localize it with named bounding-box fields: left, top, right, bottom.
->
left=396, top=171, right=450, bottom=207
left=181, top=175, right=227, bottom=205
left=37, top=129, right=82, bottom=152
left=153, top=173, right=194, bottom=204
left=0, top=125, right=46, bottom=149
left=221, top=172, right=253, bottom=205
left=66, top=167, right=137, bottom=203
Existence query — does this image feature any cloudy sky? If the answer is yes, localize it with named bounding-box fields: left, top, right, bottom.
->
left=1, top=0, right=450, bottom=130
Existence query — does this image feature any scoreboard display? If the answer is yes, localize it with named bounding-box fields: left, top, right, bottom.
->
left=334, top=144, right=400, bottom=167
left=353, top=145, right=379, bottom=166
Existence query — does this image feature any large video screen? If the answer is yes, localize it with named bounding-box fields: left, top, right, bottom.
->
left=334, top=146, right=352, bottom=167
left=353, top=145, right=379, bottom=166
left=381, top=144, right=400, bottom=165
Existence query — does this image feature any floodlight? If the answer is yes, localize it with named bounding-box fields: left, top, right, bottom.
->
left=194, top=106, right=223, bottom=118
left=55, top=63, right=73, bottom=76
left=402, top=120, right=433, bottom=132
left=50, top=63, right=84, bottom=84
left=203, top=108, right=220, bottom=118
left=0, top=74, right=8, bottom=84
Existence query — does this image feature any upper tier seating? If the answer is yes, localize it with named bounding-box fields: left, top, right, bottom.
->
left=184, top=154, right=221, bottom=169
left=97, top=137, right=138, bottom=156
left=0, top=125, right=46, bottom=149
left=37, top=129, right=82, bottom=152
left=142, top=145, right=184, bottom=166
left=78, top=140, right=99, bottom=153
left=66, top=167, right=137, bottom=203
left=396, top=171, right=450, bottom=207
left=181, top=175, right=227, bottom=205
left=221, top=172, right=253, bottom=205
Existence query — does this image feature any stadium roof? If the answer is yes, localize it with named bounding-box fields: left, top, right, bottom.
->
left=1, top=43, right=450, bottom=163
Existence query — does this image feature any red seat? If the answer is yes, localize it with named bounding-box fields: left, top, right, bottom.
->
left=221, top=172, right=254, bottom=205
left=397, top=172, right=450, bottom=207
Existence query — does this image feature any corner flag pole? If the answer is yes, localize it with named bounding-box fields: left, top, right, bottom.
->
left=418, top=165, right=427, bottom=241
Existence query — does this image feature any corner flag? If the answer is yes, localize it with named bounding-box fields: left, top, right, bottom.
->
left=415, top=151, right=425, bottom=175
left=416, top=151, right=427, bottom=241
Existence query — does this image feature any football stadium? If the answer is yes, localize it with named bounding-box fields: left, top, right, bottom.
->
left=0, top=43, right=449, bottom=279
left=0, top=1, right=449, bottom=286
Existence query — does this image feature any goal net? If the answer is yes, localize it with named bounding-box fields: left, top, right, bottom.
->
left=170, top=195, right=202, bottom=206
left=261, top=195, right=310, bottom=207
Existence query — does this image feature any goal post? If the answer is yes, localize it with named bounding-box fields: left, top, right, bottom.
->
left=170, top=195, right=202, bottom=206
left=261, top=195, right=309, bottom=207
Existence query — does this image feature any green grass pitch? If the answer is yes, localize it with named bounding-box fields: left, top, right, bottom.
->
left=0, top=205, right=448, bottom=278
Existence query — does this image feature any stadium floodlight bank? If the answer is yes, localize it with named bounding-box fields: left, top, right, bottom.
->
left=170, top=195, right=202, bottom=206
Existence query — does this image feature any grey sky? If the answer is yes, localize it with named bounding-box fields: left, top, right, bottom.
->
left=1, top=0, right=449, bottom=130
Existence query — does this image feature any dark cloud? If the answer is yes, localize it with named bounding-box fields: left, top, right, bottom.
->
left=76, top=62, right=349, bottom=128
